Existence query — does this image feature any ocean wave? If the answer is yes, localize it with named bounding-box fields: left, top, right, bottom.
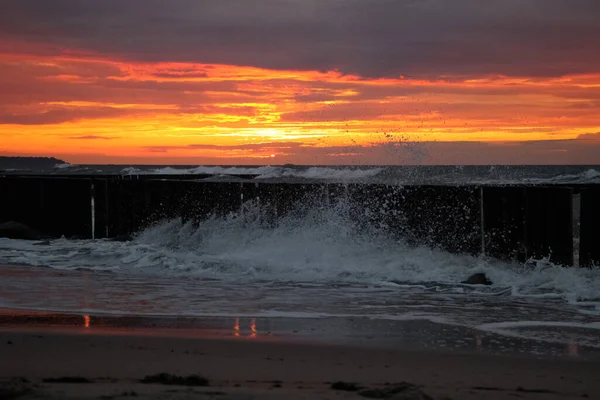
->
left=120, top=165, right=383, bottom=181
left=1, top=198, right=599, bottom=312
left=116, top=165, right=600, bottom=185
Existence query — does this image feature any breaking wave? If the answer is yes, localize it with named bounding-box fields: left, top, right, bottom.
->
left=1, top=197, right=599, bottom=312
left=116, top=165, right=600, bottom=185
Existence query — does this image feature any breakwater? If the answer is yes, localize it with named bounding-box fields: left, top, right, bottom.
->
left=1, top=172, right=598, bottom=267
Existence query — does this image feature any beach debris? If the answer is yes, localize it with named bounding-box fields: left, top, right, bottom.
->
left=43, top=376, right=93, bottom=383
left=0, top=378, right=33, bottom=400
left=140, top=373, right=209, bottom=387
left=0, top=221, right=46, bottom=240
left=358, top=382, right=433, bottom=399
left=462, top=273, right=492, bottom=285
left=331, top=381, right=363, bottom=391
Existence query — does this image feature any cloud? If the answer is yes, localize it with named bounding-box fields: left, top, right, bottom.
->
left=1, top=0, right=600, bottom=78
left=144, top=142, right=303, bottom=153
left=576, top=132, right=600, bottom=140
left=6, top=137, right=600, bottom=165
left=150, top=68, right=209, bottom=79
left=69, top=135, right=117, bottom=140
left=0, top=107, right=131, bottom=125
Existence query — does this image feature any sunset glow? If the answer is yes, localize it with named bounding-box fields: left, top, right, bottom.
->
left=1, top=1, right=600, bottom=164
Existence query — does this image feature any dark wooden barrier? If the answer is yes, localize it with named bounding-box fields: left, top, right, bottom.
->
left=347, top=185, right=481, bottom=255
left=400, top=186, right=481, bottom=255
left=0, top=177, right=92, bottom=239
left=91, top=179, right=109, bottom=239
left=580, top=187, right=600, bottom=267
left=524, top=187, right=573, bottom=266
left=482, top=187, right=526, bottom=262
left=1, top=174, right=598, bottom=266
left=482, top=187, right=573, bottom=265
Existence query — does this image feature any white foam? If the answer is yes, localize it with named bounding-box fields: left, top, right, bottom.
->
left=447, top=168, right=600, bottom=186
left=478, top=321, right=600, bottom=330
left=120, top=166, right=141, bottom=175
left=52, top=165, right=600, bottom=185
left=120, top=166, right=277, bottom=176
left=118, top=165, right=382, bottom=181
left=477, top=321, right=600, bottom=348
left=526, top=168, right=600, bottom=185
left=54, top=162, right=75, bottom=169
left=2, top=198, right=599, bottom=314
left=254, top=166, right=383, bottom=181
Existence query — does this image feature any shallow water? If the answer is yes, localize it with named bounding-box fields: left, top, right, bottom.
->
left=8, top=163, right=600, bottom=185
left=1, top=182, right=599, bottom=355
left=1, top=253, right=599, bottom=353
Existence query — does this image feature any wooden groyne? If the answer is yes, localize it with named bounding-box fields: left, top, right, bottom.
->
left=0, top=173, right=598, bottom=267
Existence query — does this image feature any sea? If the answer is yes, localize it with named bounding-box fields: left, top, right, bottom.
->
left=1, top=164, right=600, bottom=359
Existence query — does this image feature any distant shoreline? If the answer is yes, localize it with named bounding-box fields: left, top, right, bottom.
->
left=0, top=156, right=66, bottom=170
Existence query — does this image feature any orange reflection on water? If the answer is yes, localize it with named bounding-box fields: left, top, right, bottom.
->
left=233, top=318, right=240, bottom=337
left=83, top=315, right=90, bottom=328
left=250, top=318, right=257, bottom=339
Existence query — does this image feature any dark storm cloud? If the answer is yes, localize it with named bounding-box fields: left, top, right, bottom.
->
left=1, top=0, right=599, bottom=78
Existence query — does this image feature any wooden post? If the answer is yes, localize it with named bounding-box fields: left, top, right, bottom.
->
left=400, top=186, right=481, bottom=256
left=580, top=187, right=600, bottom=267
left=482, top=187, right=526, bottom=262
left=524, top=187, right=573, bottom=266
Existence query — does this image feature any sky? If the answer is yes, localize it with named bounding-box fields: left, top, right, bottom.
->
left=1, top=0, right=600, bottom=165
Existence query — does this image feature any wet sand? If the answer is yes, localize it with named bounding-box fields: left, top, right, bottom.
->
left=1, top=312, right=599, bottom=399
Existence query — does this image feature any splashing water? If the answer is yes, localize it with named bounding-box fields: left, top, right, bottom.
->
left=3, top=165, right=600, bottom=351
left=1, top=197, right=599, bottom=306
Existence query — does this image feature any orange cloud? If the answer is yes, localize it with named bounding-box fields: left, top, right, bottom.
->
left=1, top=46, right=600, bottom=164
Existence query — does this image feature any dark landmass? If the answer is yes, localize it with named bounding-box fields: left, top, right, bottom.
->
left=0, top=156, right=66, bottom=170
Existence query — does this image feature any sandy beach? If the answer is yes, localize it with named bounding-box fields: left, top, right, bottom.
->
left=1, top=317, right=599, bottom=400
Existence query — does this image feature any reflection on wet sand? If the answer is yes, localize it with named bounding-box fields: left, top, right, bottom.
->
left=250, top=318, right=257, bottom=338
left=232, top=317, right=258, bottom=338
left=1, top=309, right=599, bottom=360
left=233, top=318, right=240, bottom=337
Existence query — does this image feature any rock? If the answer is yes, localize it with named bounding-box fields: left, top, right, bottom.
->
left=462, top=273, right=492, bottom=285
left=0, top=221, right=45, bottom=240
